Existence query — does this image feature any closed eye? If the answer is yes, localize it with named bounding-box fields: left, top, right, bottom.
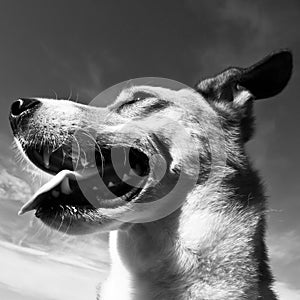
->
left=132, top=91, right=155, bottom=102
left=117, top=91, right=155, bottom=111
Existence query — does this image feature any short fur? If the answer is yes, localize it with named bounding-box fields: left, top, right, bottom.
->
left=9, top=50, right=293, bottom=300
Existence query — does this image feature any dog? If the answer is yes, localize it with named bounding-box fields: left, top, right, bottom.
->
left=9, top=50, right=292, bottom=299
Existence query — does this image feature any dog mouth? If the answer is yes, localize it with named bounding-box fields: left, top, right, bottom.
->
left=19, top=143, right=150, bottom=220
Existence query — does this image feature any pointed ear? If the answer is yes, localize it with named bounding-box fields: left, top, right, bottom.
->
left=195, top=50, right=293, bottom=103
left=195, top=50, right=293, bottom=143
left=238, top=50, right=293, bottom=99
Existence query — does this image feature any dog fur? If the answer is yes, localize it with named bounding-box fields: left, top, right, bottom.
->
left=10, top=50, right=293, bottom=300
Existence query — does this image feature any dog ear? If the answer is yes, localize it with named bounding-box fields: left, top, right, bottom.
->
left=195, top=50, right=293, bottom=104
left=195, top=50, right=293, bottom=142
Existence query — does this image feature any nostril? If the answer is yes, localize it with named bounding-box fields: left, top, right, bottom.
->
left=10, top=100, right=23, bottom=116
left=10, top=98, right=41, bottom=117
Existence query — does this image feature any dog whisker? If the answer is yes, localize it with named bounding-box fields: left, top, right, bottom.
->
left=9, top=50, right=292, bottom=300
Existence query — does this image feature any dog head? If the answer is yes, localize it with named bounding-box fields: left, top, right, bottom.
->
left=9, top=50, right=292, bottom=234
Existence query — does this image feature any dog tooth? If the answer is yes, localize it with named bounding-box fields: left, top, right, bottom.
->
left=135, top=164, right=142, bottom=175
left=123, top=148, right=127, bottom=166
left=122, top=173, right=130, bottom=181
left=129, top=169, right=136, bottom=176
left=80, top=156, right=89, bottom=167
left=120, top=194, right=128, bottom=201
left=62, top=150, right=66, bottom=165
left=61, top=177, right=72, bottom=195
left=43, top=148, right=51, bottom=168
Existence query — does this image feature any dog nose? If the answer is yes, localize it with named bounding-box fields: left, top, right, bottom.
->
left=10, top=98, right=41, bottom=117
left=10, top=98, right=41, bottom=133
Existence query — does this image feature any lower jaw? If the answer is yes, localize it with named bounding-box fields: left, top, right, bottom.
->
left=34, top=190, right=137, bottom=234
left=35, top=203, right=94, bottom=218
left=37, top=206, right=117, bottom=235
left=30, top=169, right=146, bottom=234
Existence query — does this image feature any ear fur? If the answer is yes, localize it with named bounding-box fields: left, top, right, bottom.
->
left=195, top=50, right=293, bottom=142
left=195, top=50, right=293, bottom=104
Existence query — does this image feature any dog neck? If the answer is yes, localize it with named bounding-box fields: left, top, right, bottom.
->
left=100, top=167, right=276, bottom=300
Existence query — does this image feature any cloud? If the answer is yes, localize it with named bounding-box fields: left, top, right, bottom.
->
left=274, top=281, right=300, bottom=300
left=0, top=2, right=299, bottom=298
left=0, top=241, right=105, bottom=300
left=268, top=230, right=300, bottom=291
left=268, top=230, right=300, bottom=264
left=0, top=168, right=32, bottom=202
left=0, top=282, right=43, bottom=300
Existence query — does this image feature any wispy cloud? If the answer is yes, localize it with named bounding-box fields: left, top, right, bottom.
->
left=0, top=241, right=105, bottom=300
left=0, top=2, right=299, bottom=298
left=0, top=168, right=32, bottom=202
left=0, top=147, right=110, bottom=299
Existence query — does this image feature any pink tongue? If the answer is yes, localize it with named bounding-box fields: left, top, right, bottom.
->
left=18, top=168, right=97, bottom=215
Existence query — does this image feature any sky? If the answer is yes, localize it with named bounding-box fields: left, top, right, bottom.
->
left=0, top=0, right=299, bottom=299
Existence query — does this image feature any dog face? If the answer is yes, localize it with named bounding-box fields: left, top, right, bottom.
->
left=9, top=50, right=292, bottom=235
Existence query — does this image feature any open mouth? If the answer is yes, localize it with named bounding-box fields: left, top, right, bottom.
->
left=19, top=143, right=150, bottom=219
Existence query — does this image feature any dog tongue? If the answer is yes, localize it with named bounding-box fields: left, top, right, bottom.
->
left=18, top=168, right=97, bottom=215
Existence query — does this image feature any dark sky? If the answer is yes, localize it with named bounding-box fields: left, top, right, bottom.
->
left=0, top=0, right=299, bottom=298
left=1, top=0, right=299, bottom=226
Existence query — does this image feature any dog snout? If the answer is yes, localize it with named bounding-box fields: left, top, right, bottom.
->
left=9, top=98, right=41, bottom=132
